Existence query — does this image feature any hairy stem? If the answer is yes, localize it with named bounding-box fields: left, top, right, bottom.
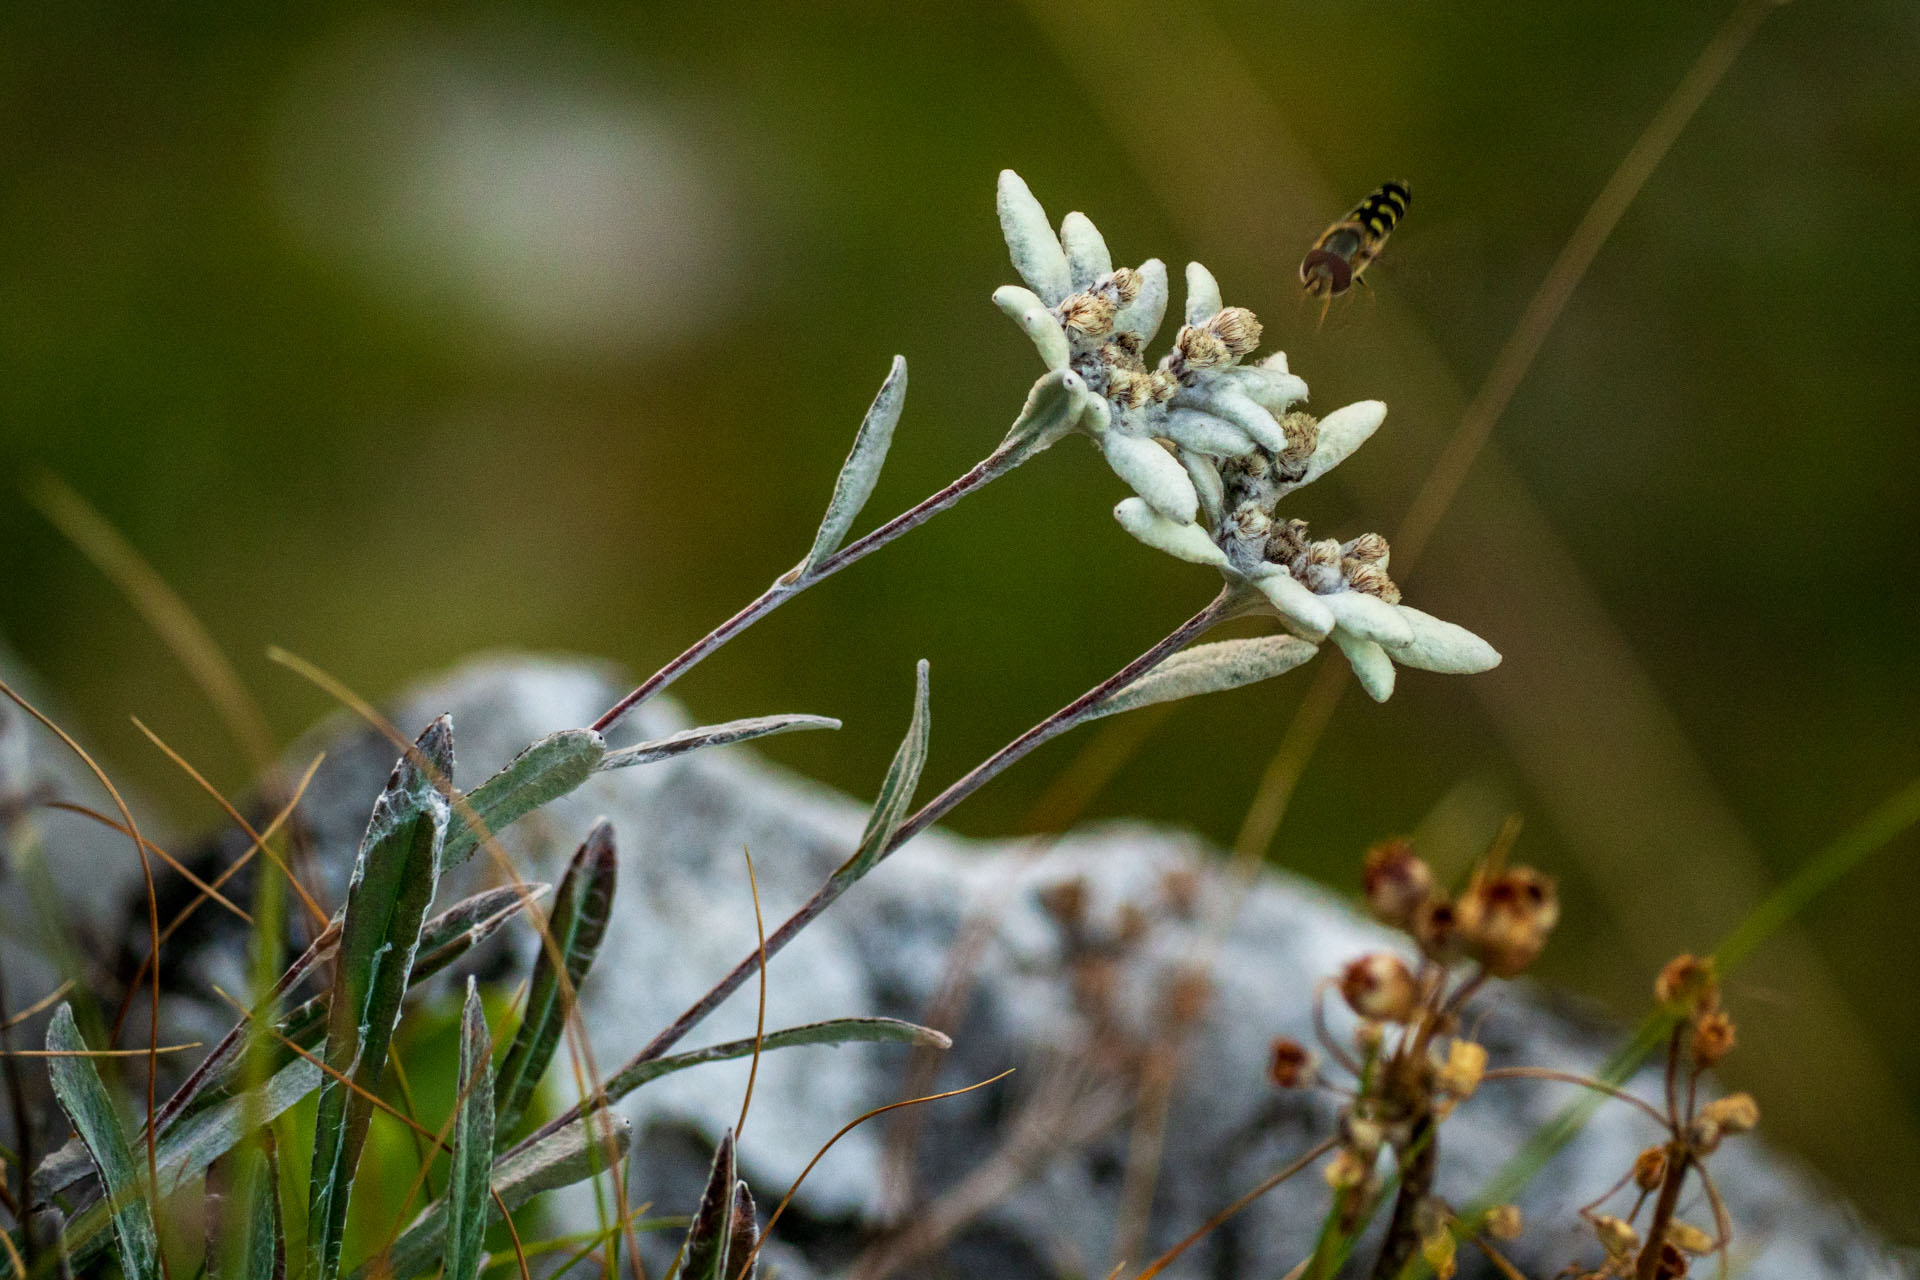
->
left=592, top=448, right=1018, bottom=735
left=526, top=588, right=1237, bottom=1148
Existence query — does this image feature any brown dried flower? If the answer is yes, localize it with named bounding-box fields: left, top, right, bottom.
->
left=1340, top=953, right=1420, bottom=1023
left=1362, top=838, right=1434, bottom=929
left=1269, top=1037, right=1314, bottom=1089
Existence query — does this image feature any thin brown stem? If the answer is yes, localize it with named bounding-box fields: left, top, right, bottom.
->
left=1636, top=1143, right=1693, bottom=1280
left=1131, top=1137, right=1338, bottom=1280
left=593, top=449, right=1014, bottom=734
left=524, top=590, right=1235, bottom=1150
left=1480, top=1068, right=1672, bottom=1128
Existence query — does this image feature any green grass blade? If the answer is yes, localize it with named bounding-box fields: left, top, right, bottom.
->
left=679, top=1131, right=737, bottom=1280
left=802, top=355, right=908, bottom=572
left=207, top=1143, right=284, bottom=1280
left=343, top=1109, right=631, bottom=1280
left=596, top=715, right=841, bottom=771
left=442, top=728, right=605, bottom=869
left=43, top=1003, right=159, bottom=1280
left=493, top=822, right=617, bottom=1142
left=306, top=716, right=454, bottom=1280
left=446, top=979, right=496, bottom=1280
left=61, top=1059, right=319, bottom=1269
left=604, top=1016, right=949, bottom=1098
left=831, top=661, right=930, bottom=885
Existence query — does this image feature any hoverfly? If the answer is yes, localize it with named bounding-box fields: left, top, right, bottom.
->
left=1300, top=179, right=1410, bottom=322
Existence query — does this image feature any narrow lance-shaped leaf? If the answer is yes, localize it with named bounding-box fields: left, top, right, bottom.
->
left=597, top=715, right=841, bottom=772
left=830, top=661, right=930, bottom=885
left=727, top=1181, right=761, bottom=1280
left=494, top=822, right=617, bottom=1142
left=306, top=717, right=454, bottom=1280
left=75, top=883, right=548, bottom=1174
left=343, top=1110, right=631, bottom=1280
left=61, top=1059, right=320, bottom=1269
left=43, top=1003, right=159, bottom=1280
left=605, top=1016, right=950, bottom=1099
left=443, top=728, right=605, bottom=869
left=801, top=356, right=907, bottom=573
left=1090, top=634, right=1321, bottom=720
left=446, top=979, right=496, bottom=1280
left=680, top=1131, right=737, bottom=1280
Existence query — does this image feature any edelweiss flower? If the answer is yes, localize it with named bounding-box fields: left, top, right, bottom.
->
left=992, top=170, right=1499, bottom=700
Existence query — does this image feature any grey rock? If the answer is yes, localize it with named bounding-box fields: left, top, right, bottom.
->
left=258, top=654, right=1909, bottom=1280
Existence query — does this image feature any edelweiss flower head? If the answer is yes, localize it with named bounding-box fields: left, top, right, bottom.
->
left=992, top=170, right=1499, bottom=700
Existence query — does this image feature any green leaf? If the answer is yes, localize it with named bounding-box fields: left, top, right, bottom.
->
left=802, top=355, right=908, bottom=572
left=831, top=661, right=930, bottom=885
left=43, top=1003, right=159, bottom=1280
left=494, top=822, right=617, bottom=1141
left=207, top=1143, right=284, bottom=1280
left=679, top=1131, right=737, bottom=1280
left=62, top=1060, right=320, bottom=1268
left=446, top=979, right=496, bottom=1280
left=443, top=728, right=605, bottom=869
left=1090, top=634, right=1319, bottom=719
left=344, top=1110, right=631, bottom=1280
left=604, top=1016, right=949, bottom=1099
left=306, top=716, right=454, bottom=1280
left=597, top=715, right=841, bottom=771
left=84, top=883, right=547, bottom=1171
left=993, top=368, right=1085, bottom=469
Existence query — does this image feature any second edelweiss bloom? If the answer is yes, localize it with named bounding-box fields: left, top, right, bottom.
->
left=991, top=170, right=1500, bottom=701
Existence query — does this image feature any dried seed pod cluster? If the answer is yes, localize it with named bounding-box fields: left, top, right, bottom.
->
left=1265, top=826, right=1563, bottom=1276
left=1565, top=956, right=1758, bottom=1278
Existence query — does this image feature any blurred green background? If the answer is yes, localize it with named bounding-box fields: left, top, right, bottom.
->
left=4, top=0, right=1917, bottom=1241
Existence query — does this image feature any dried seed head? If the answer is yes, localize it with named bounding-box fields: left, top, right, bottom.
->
left=1484, top=1204, right=1523, bottom=1241
left=1204, top=306, right=1263, bottom=356
left=1652, top=1241, right=1691, bottom=1279
left=1593, top=1215, right=1640, bottom=1262
left=1172, top=324, right=1231, bottom=374
left=1059, top=291, right=1119, bottom=337
left=1633, top=1144, right=1669, bottom=1191
left=1266, top=517, right=1311, bottom=564
left=1147, top=369, right=1180, bottom=402
left=1269, top=1037, right=1314, bottom=1089
left=1340, top=953, right=1420, bottom=1023
left=1106, top=367, right=1154, bottom=410
left=1038, top=878, right=1088, bottom=929
left=1106, top=266, right=1142, bottom=306
left=1307, top=538, right=1344, bottom=568
left=1280, top=410, right=1319, bottom=463
left=1345, top=561, right=1403, bottom=604
left=1159, top=865, right=1202, bottom=918
left=1362, top=837, right=1434, bottom=929
left=1437, top=1038, right=1488, bottom=1100
left=1700, top=1092, right=1759, bottom=1135
left=1655, top=954, right=1719, bottom=1012
left=1324, top=1147, right=1370, bottom=1190
left=1106, top=332, right=1146, bottom=363
left=1228, top=505, right=1272, bottom=544
left=1456, top=865, right=1559, bottom=978
left=1664, top=1222, right=1716, bottom=1256
left=1412, top=896, right=1465, bottom=964
left=1344, top=531, right=1390, bottom=565
left=1691, top=1010, right=1736, bottom=1067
